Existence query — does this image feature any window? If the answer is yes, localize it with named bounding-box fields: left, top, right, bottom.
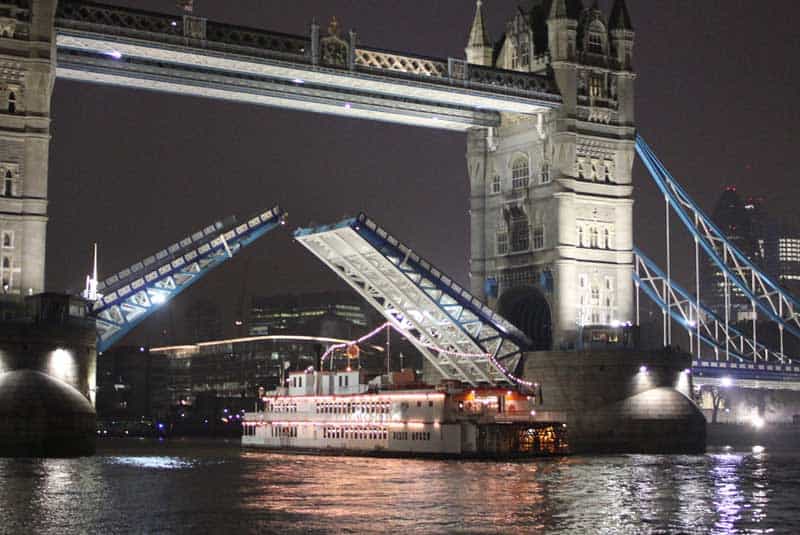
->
left=2, top=257, right=9, bottom=269
left=605, top=277, right=613, bottom=291
left=532, top=224, right=545, bottom=250
left=519, top=38, right=530, bottom=68
left=511, top=156, right=529, bottom=190
left=591, top=287, right=600, bottom=305
left=603, top=228, right=610, bottom=249
left=2, top=232, right=11, bottom=249
left=3, top=171, right=11, bottom=197
left=491, top=174, right=501, bottom=194
left=590, top=159, right=600, bottom=181
left=541, top=162, right=551, bottom=184
left=510, top=213, right=529, bottom=253
left=589, top=75, right=603, bottom=98
left=588, top=32, right=603, bottom=54
left=590, top=227, right=599, bottom=248
left=603, top=160, right=613, bottom=183
left=496, top=231, right=508, bottom=255
left=579, top=274, right=587, bottom=289
left=7, top=91, right=15, bottom=114
left=577, top=226, right=584, bottom=247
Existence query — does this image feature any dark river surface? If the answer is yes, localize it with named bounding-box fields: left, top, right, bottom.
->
left=0, top=439, right=798, bottom=534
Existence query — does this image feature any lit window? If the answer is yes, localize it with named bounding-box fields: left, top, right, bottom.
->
left=512, top=156, right=530, bottom=190
left=589, top=75, right=603, bottom=98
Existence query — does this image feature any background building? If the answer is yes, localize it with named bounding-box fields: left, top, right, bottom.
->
left=247, top=291, right=378, bottom=339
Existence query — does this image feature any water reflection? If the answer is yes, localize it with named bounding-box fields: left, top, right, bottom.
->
left=0, top=446, right=796, bottom=534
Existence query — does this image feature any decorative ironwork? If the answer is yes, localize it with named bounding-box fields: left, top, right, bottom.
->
left=468, top=65, right=557, bottom=97
left=356, top=48, right=448, bottom=78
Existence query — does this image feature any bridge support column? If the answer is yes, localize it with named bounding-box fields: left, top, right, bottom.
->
left=0, top=0, right=57, bottom=299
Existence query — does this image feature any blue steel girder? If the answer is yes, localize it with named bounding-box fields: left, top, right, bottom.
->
left=633, top=247, right=790, bottom=364
left=294, top=214, right=534, bottom=387
left=636, top=136, right=800, bottom=342
left=91, top=206, right=285, bottom=353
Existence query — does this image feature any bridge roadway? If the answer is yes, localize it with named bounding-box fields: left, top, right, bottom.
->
left=53, top=1, right=560, bottom=131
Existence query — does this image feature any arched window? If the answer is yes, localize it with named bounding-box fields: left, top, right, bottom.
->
left=510, top=44, right=519, bottom=70
left=590, top=227, right=599, bottom=248
left=4, top=170, right=11, bottom=197
left=511, top=156, right=529, bottom=190
left=2, top=257, right=9, bottom=269
left=588, top=32, right=603, bottom=54
left=604, top=228, right=610, bottom=249
left=577, top=226, right=584, bottom=247
left=519, top=37, right=530, bottom=68
left=7, top=91, right=15, bottom=114
left=2, top=232, right=11, bottom=248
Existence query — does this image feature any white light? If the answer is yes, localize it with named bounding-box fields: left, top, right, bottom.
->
left=108, top=50, right=122, bottom=59
left=150, top=293, right=167, bottom=305
left=610, top=320, right=622, bottom=328
left=170, top=21, right=178, bottom=27
left=639, top=365, right=648, bottom=374
left=750, top=415, right=765, bottom=430
left=687, top=320, right=697, bottom=328
left=49, top=348, right=73, bottom=379
left=752, top=445, right=765, bottom=454
left=344, top=103, right=352, bottom=109
left=292, top=78, right=305, bottom=84
left=683, top=368, right=691, bottom=375
left=721, top=376, right=733, bottom=388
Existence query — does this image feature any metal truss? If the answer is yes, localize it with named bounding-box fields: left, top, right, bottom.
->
left=634, top=248, right=790, bottom=364
left=636, top=136, right=800, bottom=349
left=91, top=206, right=285, bottom=353
left=294, top=214, right=533, bottom=386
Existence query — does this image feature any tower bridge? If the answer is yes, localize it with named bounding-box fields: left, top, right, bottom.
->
left=0, top=0, right=796, bottom=415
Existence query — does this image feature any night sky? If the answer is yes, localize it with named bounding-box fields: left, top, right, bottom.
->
left=46, top=1, right=800, bottom=345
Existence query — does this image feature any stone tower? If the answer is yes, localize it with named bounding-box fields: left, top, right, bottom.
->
left=466, top=0, right=636, bottom=349
left=0, top=0, right=56, bottom=299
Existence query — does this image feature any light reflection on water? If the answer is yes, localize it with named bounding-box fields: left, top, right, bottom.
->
left=0, top=442, right=798, bottom=534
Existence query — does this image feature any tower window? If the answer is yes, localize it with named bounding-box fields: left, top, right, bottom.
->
left=510, top=213, right=529, bottom=253
left=590, top=227, right=599, bottom=248
left=511, top=156, right=529, bottom=190
left=532, top=224, right=545, bottom=250
left=541, top=162, right=551, bottom=184
left=491, top=173, right=501, bottom=194
left=7, top=91, right=15, bottom=114
left=4, top=171, right=11, bottom=196
left=496, top=231, right=508, bottom=255
left=2, top=231, right=11, bottom=248
left=589, top=75, right=603, bottom=98
left=577, top=226, right=584, bottom=247
left=588, top=32, right=603, bottom=54
left=2, top=257, right=9, bottom=268
left=604, top=228, right=610, bottom=249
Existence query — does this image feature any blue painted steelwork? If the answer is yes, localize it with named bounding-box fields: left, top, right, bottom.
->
left=633, top=247, right=791, bottom=363
left=91, top=206, right=285, bottom=353
left=636, top=136, right=800, bottom=343
left=294, top=213, right=534, bottom=386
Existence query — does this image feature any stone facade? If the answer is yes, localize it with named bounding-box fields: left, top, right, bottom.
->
left=0, top=1, right=56, bottom=298
left=466, top=0, right=635, bottom=349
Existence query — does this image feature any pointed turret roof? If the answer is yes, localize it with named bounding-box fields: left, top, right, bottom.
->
left=548, top=0, right=568, bottom=20
left=609, top=0, right=633, bottom=31
left=468, top=0, right=491, bottom=48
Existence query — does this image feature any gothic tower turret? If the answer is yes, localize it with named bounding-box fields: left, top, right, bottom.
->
left=465, top=0, right=493, bottom=66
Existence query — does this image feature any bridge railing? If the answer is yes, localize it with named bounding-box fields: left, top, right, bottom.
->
left=55, top=1, right=561, bottom=104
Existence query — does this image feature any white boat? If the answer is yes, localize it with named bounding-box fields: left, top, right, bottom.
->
left=242, top=369, right=568, bottom=458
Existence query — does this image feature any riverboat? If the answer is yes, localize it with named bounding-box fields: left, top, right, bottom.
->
left=242, top=369, right=568, bottom=458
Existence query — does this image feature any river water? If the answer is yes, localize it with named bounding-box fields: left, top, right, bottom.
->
left=0, top=440, right=797, bottom=534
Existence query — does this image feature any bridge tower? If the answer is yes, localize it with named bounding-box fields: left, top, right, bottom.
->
left=0, top=0, right=56, bottom=299
left=466, top=0, right=635, bottom=349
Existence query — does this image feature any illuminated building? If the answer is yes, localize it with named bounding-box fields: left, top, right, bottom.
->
left=247, top=291, right=378, bottom=338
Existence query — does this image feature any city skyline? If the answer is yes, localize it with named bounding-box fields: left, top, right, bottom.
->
left=45, top=1, right=800, bottom=343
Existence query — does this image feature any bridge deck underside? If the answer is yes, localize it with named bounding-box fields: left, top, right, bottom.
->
left=92, top=206, right=284, bottom=353
left=54, top=31, right=557, bottom=131
left=295, top=214, right=532, bottom=386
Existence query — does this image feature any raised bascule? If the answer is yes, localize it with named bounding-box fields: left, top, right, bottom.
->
left=0, top=0, right=796, bottom=454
